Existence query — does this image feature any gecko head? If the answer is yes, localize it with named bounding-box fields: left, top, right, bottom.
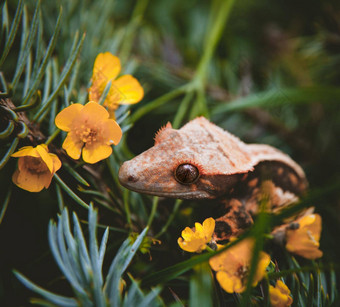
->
left=118, top=119, right=251, bottom=199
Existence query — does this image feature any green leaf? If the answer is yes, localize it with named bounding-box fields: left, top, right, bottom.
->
left=11, top=1, right=40, bottom=91
left=0, top=120, right=14, bottom=139
left=105, top=227, right=149, bottom=305
left=48, top=217, right=87, bottom=296
left=142, top=233, right=249, bottom=287
left=21, top=7, right=62, bottom=107
left=0, top=0, right=23, bottom=66
left=13, top=271, right=78, bottom=307
left=88, top=205, right=106, bottom=307
left=0, top=185, right=11, bottom=224
left=189, top=263, right=214, bottom=307
left=212, top=86, right=340, bottom=114
left=54, top=174, right=90, bottom=209
left=34, top=32, right=85, bottom=122
left=1, top=1, right=9, bottom=40
left=0, top=137, right=19, bottom=170
left=62, top=163, right=90, bottom=187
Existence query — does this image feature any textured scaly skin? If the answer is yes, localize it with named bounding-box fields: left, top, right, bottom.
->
left=118, top=117, right=308, bottom=242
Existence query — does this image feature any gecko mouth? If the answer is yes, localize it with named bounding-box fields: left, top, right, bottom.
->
left=119, top=180, right=210, bottom=200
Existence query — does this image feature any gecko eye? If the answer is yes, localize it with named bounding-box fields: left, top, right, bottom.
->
left=175, top=164, right=199, bottom=184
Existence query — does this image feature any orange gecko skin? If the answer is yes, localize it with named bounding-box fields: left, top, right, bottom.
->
left=119, top=117, right=308, bottom=242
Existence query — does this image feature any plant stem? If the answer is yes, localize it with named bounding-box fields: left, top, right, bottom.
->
left=123, top=189, right=133, bottom=230
left=130, top=85, right=187, bottom=123
left=54, top=174, right=89, bottom=209
left=119, top=0, right=150, bottom=65
left=172, top=0, right=236, bottom=125
left=147, top=196, right=159, bottom=228
left=45, top=129, right=60, bottom=145
left=194, top=0, right=236, bottom=85
left=155, top=199, right=182, bottom=238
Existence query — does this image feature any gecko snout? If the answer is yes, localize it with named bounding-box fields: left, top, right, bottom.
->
left=127, top=174, right=138, bottom=183
left=118, top=162, right=139, bottom=187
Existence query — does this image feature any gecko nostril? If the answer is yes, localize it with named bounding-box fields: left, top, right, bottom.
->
left=127, top=175, right=138, bottom=183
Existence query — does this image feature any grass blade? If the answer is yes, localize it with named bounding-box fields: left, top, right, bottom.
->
left=54, top=174, right=89, bottom=209
left=0, top=0, right=23, bottom=66
left=212, top=86, right=340, bottom=114
left=105, top=227, right=149, bottom=305
left=13, top=271, right=78, bottom=307
left=21, top=7, right=62, bottom=106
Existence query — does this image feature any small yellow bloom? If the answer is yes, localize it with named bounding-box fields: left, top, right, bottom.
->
left=55, top=102, right=122, bottom=164
left=286, top=214, right=323, bottom=260
left=11, top=144, right=61, bottom=192
left=178, top=217, right=215, bottom=253
left=209, top=238, right=270, bottom=293
left=88, top=52, right=144, bottom=117
left=269, top=280, right=293, bottom=307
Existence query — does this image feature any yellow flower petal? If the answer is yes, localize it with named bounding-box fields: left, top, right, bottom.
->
left=55, top=103, right=83, bottom=131
left=286, top=214, right=323, bottom=259
left=178, top=236, right=207, bottom=253
left=253, top=251, right=271, bottom=286
left=112, top=75, right=144, bottom=105
left=50, top=154, right=62, bottom=172
left=195, top=222, right=204, bottom=233
left=82, top=144, right=112, bottom=164
left=88, top=82, right=102, bottom=103
left=11, top=146, right=39, bottom=158
left=269, top=280, right=293, bottom=307
left=103, top=119, right=122, bottom=145
left=81, top=101, right=109, bottom=121
left=11, top=146, right=61, bottom=192
left=178, top=218, right=215, bottom=253
left=56, top=101, right=122, bottom=163
left=181, top=227, right=194, bottom=241
left=209, top=238, right=270, bottom=293
left=93, top=52, right=121, bottom=82
left=62, top=132, right=83, bottom=160
left=202, top=217, right=215, bottom=239
left=12, top=168, right=51, bottom=192
left=36, top=145, right=54, bottom=173
left=216, top=271, right=244, bottom=293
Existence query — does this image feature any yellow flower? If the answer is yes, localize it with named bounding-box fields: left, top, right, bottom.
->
left=178, top=217, right=215, bottom=253
left=285, top=214, right=323, bottom=260
left=269, top=280, right=293, bottom=307
left=209, top=238, right=270, bottom=293
left=88, top=52, right=144, bottom=117
left=55, top=102, right=122, bottom=164
left=11, top=144, right=61, bottom=192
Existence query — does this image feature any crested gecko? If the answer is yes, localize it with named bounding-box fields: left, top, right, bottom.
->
left=118, top=117, right=308, bottom=242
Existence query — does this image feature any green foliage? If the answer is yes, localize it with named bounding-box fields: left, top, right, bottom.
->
left=1, top=0, right=340, bottom=306
left=14, top=205, right=161, bottom=306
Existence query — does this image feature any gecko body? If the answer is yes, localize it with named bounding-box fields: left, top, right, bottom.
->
left=119, top=117, right=308, bottom=241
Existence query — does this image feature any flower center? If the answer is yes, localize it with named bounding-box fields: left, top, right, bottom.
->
left=24, top=157, right=49, bottom=174
left=237, top=265, right=249, bottom=284
left=75, top=124, right=101, bottom=145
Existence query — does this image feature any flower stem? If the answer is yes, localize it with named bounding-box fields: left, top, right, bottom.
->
left=130, top=85, right=187, bottom=123
left=172, top=0, right=236, bottom=126
left=194, top=0, right=236, bottom=84
left=147, top=196, right=159, bottom=228
left=123, top=189, right=133, bottom=230
left=172, top=90, right=194, bottom=129
left=119, top=0, right=150, bottom=65
left=45, top=129, right=60, bottom=145
left=155, top=199, right=182, bottom=238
